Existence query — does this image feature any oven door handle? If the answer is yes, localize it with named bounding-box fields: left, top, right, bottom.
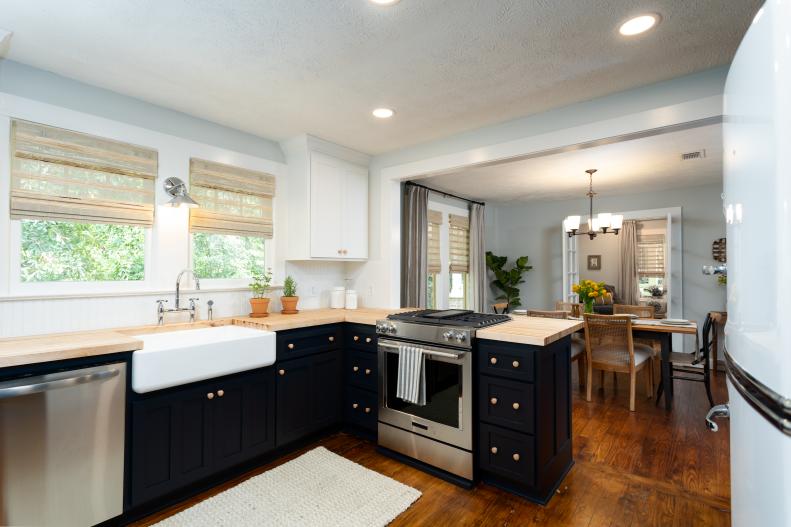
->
left=377, top=340, right=465, bottom=360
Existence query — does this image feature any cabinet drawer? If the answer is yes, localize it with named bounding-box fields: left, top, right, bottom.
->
left=478, top=340, right=534, bottom=382
left=344, top=385, right=377, bottom=431
left=479, top=375, right=534, bottom=434
left=346, top=349, right=377, bottom=391
left=479, top=423, right=535, bottom=487
left=345, top=323, right=377, bottom=352
left=276, top=324, right=341, bottom=360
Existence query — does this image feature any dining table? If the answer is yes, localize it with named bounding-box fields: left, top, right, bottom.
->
left=566, top=316, right=698, bottom=410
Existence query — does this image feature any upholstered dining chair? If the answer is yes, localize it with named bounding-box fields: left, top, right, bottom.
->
left=528, top=309, right=586, bottom=391
left=583, top=314, right=655, bottom=411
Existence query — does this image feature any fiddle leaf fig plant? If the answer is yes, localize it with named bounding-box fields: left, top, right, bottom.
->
left=485, top=251, right=533, bottom=311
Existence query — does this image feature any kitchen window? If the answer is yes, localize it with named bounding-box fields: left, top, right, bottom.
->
left=425, top=204, right=470, bottom=309
left=9, top=120, right=156, bottom=289
left=637, top=234, right=666, bottom=297
left=188, top=158, right=275, bottom=281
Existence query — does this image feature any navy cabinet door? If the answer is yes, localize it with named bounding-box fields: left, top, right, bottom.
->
left=276, top=354, right=314, bottom=446
left=311, top=349, right=343, bottom=430
left=213, top=369, right=276, bottom=472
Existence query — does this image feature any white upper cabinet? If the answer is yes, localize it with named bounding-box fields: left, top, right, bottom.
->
left=282, top=135, right=369, bottom=261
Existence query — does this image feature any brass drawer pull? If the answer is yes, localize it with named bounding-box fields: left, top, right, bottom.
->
left=207, top=392, right=215, bottom=400
left=217, top=389, right=224, bottom=397
left=490, top=397, right=498, bottom=405
left=352, top=403, right=359, bottom=409
left=287, top=343, right=295, bottom=350
left=364, top=407, right=371, bottom=413
left=513, top=453, right=520, bottom=462
left=365, top=337, right=372, bottom=343
left=365, top=368, right=372, bottom=375
left=490, top=357, right=498, bottom=365
left=353, top=366, right=359, bottom=372
left=353, top=336, right=360, bottom=341
left=512, top=402, right=520, bottom=410
left=328, top=336, right=335, bottom=342
left=512, top=360, right=520, bottom=368
left=278, top=369, right=285, bottom=376
left=491, top=447, right=498, bottom=454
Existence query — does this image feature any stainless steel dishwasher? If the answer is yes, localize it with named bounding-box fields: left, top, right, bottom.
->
left=0, top=361, right=126, bottom=527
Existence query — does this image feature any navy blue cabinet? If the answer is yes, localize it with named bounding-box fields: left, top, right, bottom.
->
left=130, top=368, right=275, bottom=508
left=343, top=323, right=378, bottom=437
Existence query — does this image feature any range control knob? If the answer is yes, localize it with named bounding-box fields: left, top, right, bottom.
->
left=387, top=323, right=398, bottom=335
left=442, top=331, right=453, bottom=341
left=454, top=332, right=467, bottom=343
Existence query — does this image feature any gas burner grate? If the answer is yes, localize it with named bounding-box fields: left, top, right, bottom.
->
left=388, top=309, right=510, bottom=328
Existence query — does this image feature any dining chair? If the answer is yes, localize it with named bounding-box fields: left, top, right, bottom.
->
left=528, top=310, right=586, bottom=391
left=555, top=301, right=584, bottom=313
left=656, top=312, right=716, bottom=408
left=613, top=304, right=655, bottom=318
left=583, top=314, right=655, bottom=411
left=492, top=302, right=509, bottom=314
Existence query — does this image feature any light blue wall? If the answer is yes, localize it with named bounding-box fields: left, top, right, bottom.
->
left=485, top=183, right=726, bottom=344
left=0, top=60, right=284, bottom=162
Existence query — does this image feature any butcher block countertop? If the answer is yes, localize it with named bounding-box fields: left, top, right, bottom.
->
left=477, top=316, right=583, bottom=346
left=0, top=309, right=582, bottom=369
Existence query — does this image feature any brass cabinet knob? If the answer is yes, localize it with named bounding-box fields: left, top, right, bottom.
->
left=490, top=357, right=498, bottom=365
left=491, top=447, right=498, bottom=454
left=217, top=389, right=224, bottom=397
left=337, top=249, right=342, bottom=255
left=490, top=397, right=498, bottom=405
left=328, top=336, right=335, bottom=342
left=365, top=337, right=372, bottom=343
left=278, top=369, right=285, bottom=376
left=512, top=360, right=520, bottom=368
left=207, top=392, right=215, bottom=400
left=287, top=343, right=295, bottom=350
left=365, top=368, right=371, bottom=375
left=352, top=403, right=359, bottom=409
left=513, top=453, right=521, bottom=462
left=353, top=366, right=359, bottom=372
left=364, top=407, right=371, bottom=413
left=512, top=402, right=520, bottom=410
left=353, top=335, right=360, bottom=341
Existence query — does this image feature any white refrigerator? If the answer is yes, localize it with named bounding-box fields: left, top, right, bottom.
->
left=717, top=0, right=791, bottom=525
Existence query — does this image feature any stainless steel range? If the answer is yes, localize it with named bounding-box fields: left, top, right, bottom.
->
left=376, top=309, right=510, bottom=481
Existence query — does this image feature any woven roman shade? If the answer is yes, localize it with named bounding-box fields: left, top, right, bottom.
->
left=427, top=210, right=442, bottom=274
left=637, top=234, right=665, bottom=277
left=189, top=158, right=276, bottom=238
left=449, top=214, right=470, bottom=273
left=10, top=120, right=157, bottom=226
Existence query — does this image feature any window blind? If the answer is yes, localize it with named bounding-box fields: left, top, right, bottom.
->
left=189, top=158, right=276, bottom=238
left=637, top=234, right=665, bottom=277
left=449, top=214, right=470, bottom=273
left=10, top=120, right=157, bottom=226
left=427, top=210, right=442, bottom=274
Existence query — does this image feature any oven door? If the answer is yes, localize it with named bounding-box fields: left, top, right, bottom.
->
left=378, top=338, right=472, bottom=450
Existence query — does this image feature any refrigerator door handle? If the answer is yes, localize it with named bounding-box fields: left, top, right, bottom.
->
left=705, top=404, right=730, bottom=432
left=726, top=349, right=791, bottom=436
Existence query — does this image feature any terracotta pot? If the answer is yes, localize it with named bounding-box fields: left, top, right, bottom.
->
left=249, top=297, right=270, bottom=318
left=281, top=296, right=299, bottom=315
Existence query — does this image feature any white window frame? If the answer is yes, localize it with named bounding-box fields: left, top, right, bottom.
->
left=187, top=233, right=275, bottom=290
left=427, top=196, right=469, bottom=310
left=8, top=219, right=155, bottom=295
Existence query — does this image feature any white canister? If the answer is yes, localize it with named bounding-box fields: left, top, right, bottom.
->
left=345, top=290, right=358, bottom=310
left=330, top=287, right=345, bottom=309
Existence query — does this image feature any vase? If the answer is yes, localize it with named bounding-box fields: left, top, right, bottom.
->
left=583, top=298, right=594, bottom=314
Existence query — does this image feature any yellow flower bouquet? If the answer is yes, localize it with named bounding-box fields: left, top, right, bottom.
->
left=572, top=279, right=610, bottom=314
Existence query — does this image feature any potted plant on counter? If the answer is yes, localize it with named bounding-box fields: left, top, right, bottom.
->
left=281, top=276, right=299, bottom=314
left=249, top=268, right=272, bottom=318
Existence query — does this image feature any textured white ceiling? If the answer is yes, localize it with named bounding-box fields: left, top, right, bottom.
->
left=0, top=1, right=759, bottom=154
left=420, top=124, right=722, bottom=202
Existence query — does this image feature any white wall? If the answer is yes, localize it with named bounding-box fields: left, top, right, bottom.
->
left=578, top=232, right=620, bottom=286
left=487, top=184, right=726, bottom=349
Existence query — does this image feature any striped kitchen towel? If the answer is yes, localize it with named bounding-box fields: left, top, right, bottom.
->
left=396, top=345, right=426, bottom=406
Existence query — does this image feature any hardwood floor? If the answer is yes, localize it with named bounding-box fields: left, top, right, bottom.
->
left=132, top=369, right=730, bottom=527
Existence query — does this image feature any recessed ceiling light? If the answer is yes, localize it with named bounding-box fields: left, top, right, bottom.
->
left=369, top=0, right=401, bottom=5
left=619, top=14, right=659, bottom=36
left=372, top=108, right=395, bottom=119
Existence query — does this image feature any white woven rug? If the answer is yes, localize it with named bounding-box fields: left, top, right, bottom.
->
left=153, top=447, right=421, bottom=527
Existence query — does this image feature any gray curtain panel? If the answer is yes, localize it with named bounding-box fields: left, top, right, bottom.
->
left=401, top=184, right=429, bottom=308
left=618, top=220, right=639, bottom=305
left=468, top=202, right=486, bottom=313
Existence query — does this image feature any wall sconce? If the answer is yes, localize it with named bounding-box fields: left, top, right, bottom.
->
left=163, top=177, right=199, bottom=208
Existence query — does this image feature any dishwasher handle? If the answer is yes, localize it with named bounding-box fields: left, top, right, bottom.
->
left=0, top=368, right=120, bottom=400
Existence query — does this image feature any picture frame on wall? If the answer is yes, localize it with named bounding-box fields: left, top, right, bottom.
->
left=587, top=255, right=601, bottom=271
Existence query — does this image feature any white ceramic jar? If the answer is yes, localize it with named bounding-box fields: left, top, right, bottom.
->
left=345, top=290, right=358, bottom=309
left=330, top=287, right=345, bottom=309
